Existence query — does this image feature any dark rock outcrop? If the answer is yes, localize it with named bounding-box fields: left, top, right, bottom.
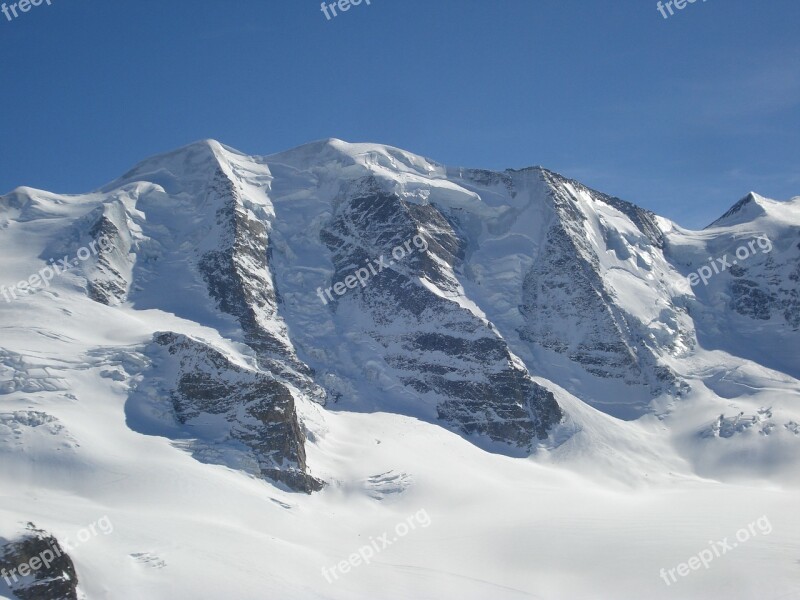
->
left=149, top=332, right=322, bottom=493
left=0, top=524, right=78, bottom=600
left=319, top=178, right=563, bottom=448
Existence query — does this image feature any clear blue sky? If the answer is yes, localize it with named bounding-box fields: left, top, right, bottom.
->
left=1, top=0, right=797, bottom=228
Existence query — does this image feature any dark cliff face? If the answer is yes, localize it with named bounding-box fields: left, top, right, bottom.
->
left=318, top=178, right=563, bottom=449
left=85, top=202, right=132, bottom=306
left=197, top=170, right=284, bottom=354
left=0, top=525, right=78, bottom=600
left=197, top=169, right=325, bottom=401
left=144, top=332, right=323, bottom=493
left=728, top=245, right=800, bottom=329
left=517, top=171, right=682, bottom=401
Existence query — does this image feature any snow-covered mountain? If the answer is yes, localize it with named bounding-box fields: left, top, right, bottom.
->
left=1, top=139, right=798, bottom=600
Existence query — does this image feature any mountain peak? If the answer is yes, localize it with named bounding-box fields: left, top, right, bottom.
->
left=102, top=138, right=247, bottom=195
left=266, top=138, right=444, bottom=181
left=706, top=191, right=769, bottom=229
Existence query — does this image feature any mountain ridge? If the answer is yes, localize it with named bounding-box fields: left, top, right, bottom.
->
left=1, top=138, right=798, bottom=492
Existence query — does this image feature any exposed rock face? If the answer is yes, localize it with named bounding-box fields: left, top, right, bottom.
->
left=197, top=170, right=286, bottom=355
left=728, top=246, right=800, bottom=329
left=150, top=332, right=322, bottom=493
left=730, top=278, right=776, bottom=320
left=0, top=525, right=78, bottom=600
left=39, top=195, right=135, bottom=307
left=319, top=178, right=562, bottom=448
left=196, top=169, right=325, bottom=401
left=86, top=203, right=132, bottom=305
left=518, top=170, right=682, bottom=396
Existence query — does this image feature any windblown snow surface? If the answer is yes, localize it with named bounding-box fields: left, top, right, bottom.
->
left=0, top=139, right=798, bottom=599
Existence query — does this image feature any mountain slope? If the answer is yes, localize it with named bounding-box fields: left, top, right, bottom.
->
left=0, top=138, right=798, bottom=599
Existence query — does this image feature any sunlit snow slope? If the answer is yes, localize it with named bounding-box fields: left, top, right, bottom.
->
left=1, top=139, right=798, bottom=600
